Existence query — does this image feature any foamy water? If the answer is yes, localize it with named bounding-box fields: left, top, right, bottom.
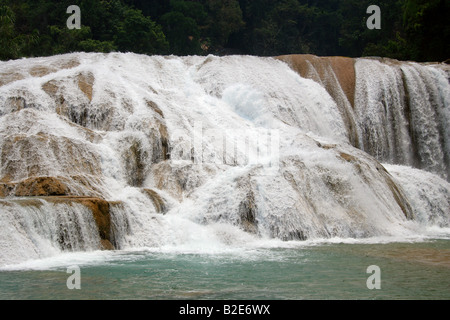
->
left=0, top=53, right=449, bottom=270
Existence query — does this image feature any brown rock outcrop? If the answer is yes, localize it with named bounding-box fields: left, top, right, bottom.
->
left=0, top=72, right=25, bottom=87
left=0, top=56, right=79, bottom=87
left=0, top=131, right=101, bottom=183
left=327, top=56, right=356, bottom=108
left=0, top=175, right=104, bottom=199
left=77, top=72, right=94, bottom=102
left=0, top=184, right=8, bottom=197
left=277, top=54, right=356, bottom=107
left=276, top=54, right=359, bottom=147
left=238, top=190, right=258, bottom=234
left=143, top=188, right=167, bottom=214
left=14, top=176, right=69, bottom=196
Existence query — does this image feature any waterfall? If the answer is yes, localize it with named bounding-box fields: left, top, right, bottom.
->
left=278, top=55, right=450, bottom=180
left=0, top=53, right=449, bottom=267
left=354, top=59, right=450, bottom=180
left=0, top=198, right=101, bottom=266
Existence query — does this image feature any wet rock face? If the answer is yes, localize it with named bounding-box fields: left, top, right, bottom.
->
left=277, top=54, right=356, bottom=108
left=14, top=176, right=69, bottom=197
left=277, top=55, right=359, bottom=147
left=122, top=138, right=147, bottom=187
left=77, top=72, right=95, bottom=102
left=238, top=190, right=258, bottom=234
left=0, top=184, right=7, bottom=197
left=0, top=133, right=101, bottom=180
left=143, top=189, right=167, bottom=214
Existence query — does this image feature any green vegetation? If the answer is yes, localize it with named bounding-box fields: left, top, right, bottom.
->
left=0, top=0, right=448, bottom=61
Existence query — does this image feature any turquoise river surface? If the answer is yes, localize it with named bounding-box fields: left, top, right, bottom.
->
left=0, top=239, right=449, bottom=300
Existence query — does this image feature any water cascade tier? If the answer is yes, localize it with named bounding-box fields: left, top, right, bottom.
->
left=0, top=53, right=449, bottom=267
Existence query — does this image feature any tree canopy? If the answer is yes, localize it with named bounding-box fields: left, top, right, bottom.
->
left=0, top=0, right=448, bottom=61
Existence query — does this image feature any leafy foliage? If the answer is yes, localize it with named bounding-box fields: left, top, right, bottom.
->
left=0, top=0, right=448, bottom=61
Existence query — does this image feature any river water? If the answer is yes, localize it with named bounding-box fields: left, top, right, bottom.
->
left=1, top=238, right=448, bottom=300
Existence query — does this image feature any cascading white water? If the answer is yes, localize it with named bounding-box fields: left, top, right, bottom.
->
left=0, top=53, right=449, bottom=267
left=354, top=59, right=450, bottom=180
left=0, top=199, right=101, bottom=266
left=383, top=164, right=450, bottom=229
left=354, top=59, right=413, bottom=165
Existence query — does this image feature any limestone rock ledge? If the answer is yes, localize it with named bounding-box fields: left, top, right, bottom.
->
left=0, top=175, right=104, bottom=198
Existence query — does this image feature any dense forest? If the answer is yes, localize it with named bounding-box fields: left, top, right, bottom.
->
left=1, top=0, right=449, bottom=62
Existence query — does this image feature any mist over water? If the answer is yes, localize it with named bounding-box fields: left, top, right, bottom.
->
left=0, top=53, right=449, bottom=296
